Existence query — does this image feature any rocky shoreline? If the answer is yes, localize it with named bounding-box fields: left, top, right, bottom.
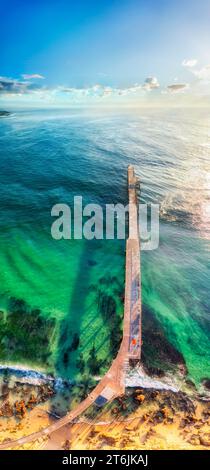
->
left=1, top=384, right=209, bottom=450
left=79, top=388, right=210, bottom=450
left=0, top=362, right=209, bottom=450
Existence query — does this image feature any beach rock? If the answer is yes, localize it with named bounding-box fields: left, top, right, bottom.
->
left=14, top=400, right=26, bottom=418
left=135, top=394, right=145, bottom=404
left=0, top=401, right=13, bottom=417
left=185, top=379, right=196, bottom=389
left=187, top=434, right=200, bottom=446
left=179, top=414, right=197, bottom=429
left=179, top=418, right=187, bottom=429
left=2, top=438, right=12, bottom=443
left=176, top=393, right=195, bottom=414
left=141, top=428, right=156, bottom=444
left=100, top=434, right=116, bottom=446
left=178, top=364, right=187, bottom=376
left=134, top=389, right=143, bottom=395
left=160, top=406, right=170, bottom=419
left=202, top=409, right=210, bottom=420
left=202, top=378, right=210, bottom=390
left=27, top=394, right=37, bottom=409
left=199, top=434, right=210, bottom=447
left=147, top=367, right=165, bottom=378
left=89, top=429, right=97, bottom=438
left=151, top=410, right=164, bottom=424
left=120, top=438, right=131, bottom=447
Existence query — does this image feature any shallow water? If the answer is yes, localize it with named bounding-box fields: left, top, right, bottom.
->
left=0, top=107, right=209, bottom=384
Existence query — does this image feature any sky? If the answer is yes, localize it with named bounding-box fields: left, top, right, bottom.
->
left=1, top=0, right=210, bottom=107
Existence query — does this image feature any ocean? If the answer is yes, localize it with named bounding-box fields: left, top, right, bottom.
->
left=0, top=107, right=209, bottom=386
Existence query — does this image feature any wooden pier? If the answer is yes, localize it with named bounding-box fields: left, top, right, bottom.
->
left=123, top=165, right=141, bottom=364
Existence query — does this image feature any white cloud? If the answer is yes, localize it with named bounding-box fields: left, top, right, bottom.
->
left=58, top=83, right=143, bottom=98
left=182, top=61, right=210, bottom=84
left=192, top=64, right=210, bottom=81
left=22, top=74, right=45, bottom=80
left=102, top=86, right=113, bottom=96
left=143, top=76, right=160, bottom=90
left=167, top=83, right=189, bottom=93
left=117, top=83, right=143, bottom=96
left=182, top=59, right=197, bottom=68
left=0, top=76, right=31, bottom=94
left=0, top=73, right=162, bottom=103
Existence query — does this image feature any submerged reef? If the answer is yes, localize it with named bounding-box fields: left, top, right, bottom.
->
left=0, top=297, right=56, bottom=366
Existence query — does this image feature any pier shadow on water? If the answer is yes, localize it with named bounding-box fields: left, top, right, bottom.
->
left=50, top=238, right=124, bottom=417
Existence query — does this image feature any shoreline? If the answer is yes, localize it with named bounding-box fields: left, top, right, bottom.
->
left=0, top=363, right=71, bottom=388
left=0, top=361, right=209, bottom=400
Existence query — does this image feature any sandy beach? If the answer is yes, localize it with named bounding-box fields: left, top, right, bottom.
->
left=0, top=386, right=209, bottom=450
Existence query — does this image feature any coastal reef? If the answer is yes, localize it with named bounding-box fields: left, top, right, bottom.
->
left=0, top=298, right=56, bottom=366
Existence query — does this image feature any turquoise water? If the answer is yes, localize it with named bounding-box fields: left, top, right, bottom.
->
left=0, top=107, right=209, bottom=384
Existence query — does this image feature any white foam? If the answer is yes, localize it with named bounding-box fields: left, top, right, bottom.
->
left=125, top=365, right=179, bottom=392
